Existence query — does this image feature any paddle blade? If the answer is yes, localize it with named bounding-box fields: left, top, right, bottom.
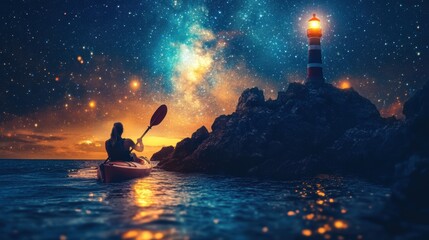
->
left=150, top=104, right=167, bottom=126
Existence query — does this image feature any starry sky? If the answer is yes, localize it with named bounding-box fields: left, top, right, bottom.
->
left=0, top=0, right=428, bottom=159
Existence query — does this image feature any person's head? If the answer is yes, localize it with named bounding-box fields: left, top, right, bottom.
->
left=110, top=122, right=124, bottom=141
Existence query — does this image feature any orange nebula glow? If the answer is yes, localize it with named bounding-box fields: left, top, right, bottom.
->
left=380, top=100, right=404, bottom=119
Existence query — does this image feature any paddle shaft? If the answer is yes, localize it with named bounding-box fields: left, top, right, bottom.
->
left=139, top=126, right=152, bottom=139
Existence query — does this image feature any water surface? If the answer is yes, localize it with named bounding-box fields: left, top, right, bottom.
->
left=0, top=160, right=390, bottom=239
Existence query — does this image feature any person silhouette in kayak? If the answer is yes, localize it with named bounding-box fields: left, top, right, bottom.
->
left=105, top=122, right=143, bottom=161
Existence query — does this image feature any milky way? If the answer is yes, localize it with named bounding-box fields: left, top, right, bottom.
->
left=0, top=0, right=428, bottom=158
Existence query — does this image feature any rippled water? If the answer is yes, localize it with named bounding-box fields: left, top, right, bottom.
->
left=0, top=160, right=391, bottom=239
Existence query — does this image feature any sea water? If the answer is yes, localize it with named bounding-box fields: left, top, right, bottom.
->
left=0, top=160, right=391, bottom=239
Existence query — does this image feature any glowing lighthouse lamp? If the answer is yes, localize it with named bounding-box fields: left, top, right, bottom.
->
left=306, top=14, right=325, bottom=86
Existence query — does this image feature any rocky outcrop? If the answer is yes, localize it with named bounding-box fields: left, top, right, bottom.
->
left=403, top=81, right=429, bottom=157
left=171, top=126, right=209, bottom=159
left=154, top=81, right=428, bottom=181
left=330, top=81, right=429, bottom=181
left=150, top=146, right=174, bottom=162
left=374, top=82, right=429, bottom=237
left=156, top=83, right=385, bottom=178
left=328, top=122, right=410, bottom=182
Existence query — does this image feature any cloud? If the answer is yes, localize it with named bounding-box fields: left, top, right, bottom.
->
left=74, top=140, right=105, bottom=153
left=0, top=133, right=65, bottom=144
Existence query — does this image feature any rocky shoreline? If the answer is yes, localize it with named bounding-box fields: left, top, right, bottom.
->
left=152, top=81, right=429, bottom=237
left=152, top=81, right=428, bottom=182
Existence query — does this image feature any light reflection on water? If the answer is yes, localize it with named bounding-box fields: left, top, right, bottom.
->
left=0, top=160, right=390, bottom=239
left=118, top=169, right=388, bottom=239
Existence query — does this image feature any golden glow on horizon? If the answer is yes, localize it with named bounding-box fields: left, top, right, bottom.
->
left=143, top=136, right=183, bottom=147
left=80, top=140, right=93, bottom=145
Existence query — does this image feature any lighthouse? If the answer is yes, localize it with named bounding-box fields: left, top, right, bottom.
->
left=306, top=14, right=324, bottom=86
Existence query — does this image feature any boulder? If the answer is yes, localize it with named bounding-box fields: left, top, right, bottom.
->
left=150, top=146, right=174, bottom=162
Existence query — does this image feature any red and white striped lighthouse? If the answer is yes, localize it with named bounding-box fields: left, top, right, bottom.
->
left=306, top=14, right=324, bottom=86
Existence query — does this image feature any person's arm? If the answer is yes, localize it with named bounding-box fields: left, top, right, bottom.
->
left=133, top=138, right=144, bottom=152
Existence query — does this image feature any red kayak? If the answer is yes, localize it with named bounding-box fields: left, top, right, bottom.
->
left=97, top=158, right=152, bottom=183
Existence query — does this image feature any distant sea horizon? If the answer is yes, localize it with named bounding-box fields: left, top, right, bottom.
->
left=0, top=158, right=104, bottom=161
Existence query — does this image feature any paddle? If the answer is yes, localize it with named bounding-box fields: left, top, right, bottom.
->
left=139, top=104, right=168, bottom=139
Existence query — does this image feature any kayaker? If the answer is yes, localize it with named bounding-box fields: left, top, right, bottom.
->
left=105, top=122, right=144, bottom=161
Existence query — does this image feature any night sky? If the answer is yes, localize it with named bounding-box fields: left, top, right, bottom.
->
left=0, top=0, right=428, bottom=159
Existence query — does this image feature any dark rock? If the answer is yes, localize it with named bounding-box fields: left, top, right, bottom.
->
left=329, top=122, right=411, bottom=182
left=401, top=82, right=429, bottom=157
left=367, top=82, right=429, bottom=237
left=158, top=126, right=209, bottom=169
left=191, top=125, right=209, bottom=142
left=374, top=156, right=429, bottom=238
left=150, top=146, right=174, bottom=162
left=403, top=81, right=429, bottom=119
left=211, top=115, right=230, bottom=131
left=236, top=87, right=265, bottom=112
left=172, top=138, right=194, bottom=159
left=390, top=156, right=429, bottom=224
left=159, top=83, right=386, bottom=179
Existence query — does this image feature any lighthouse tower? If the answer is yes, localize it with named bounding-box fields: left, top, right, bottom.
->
left=306, top=14, right=324, bottom=86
